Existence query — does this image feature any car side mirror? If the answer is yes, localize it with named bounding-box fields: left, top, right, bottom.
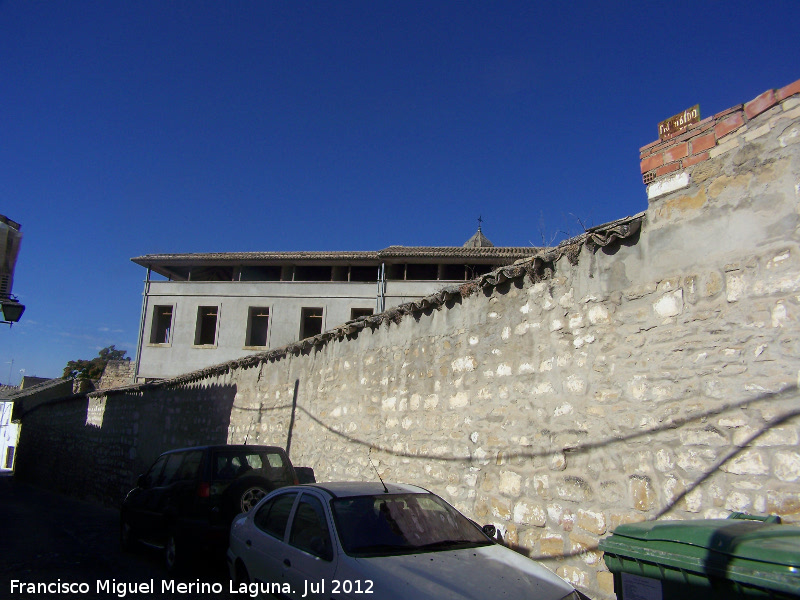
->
left=482, top=524, right=496, bottom=538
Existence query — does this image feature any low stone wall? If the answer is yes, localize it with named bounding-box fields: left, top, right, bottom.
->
left=16, top=79, right=800, bottom=599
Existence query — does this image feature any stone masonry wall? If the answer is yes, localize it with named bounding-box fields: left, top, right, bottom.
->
left=15, top=78, right=800, bottom=600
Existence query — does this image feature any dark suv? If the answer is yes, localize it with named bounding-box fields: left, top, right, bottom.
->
left=120, top=444, right=298, bottom=571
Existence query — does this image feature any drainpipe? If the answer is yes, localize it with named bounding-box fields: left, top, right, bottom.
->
left=133, top=267, right=150, bottom=383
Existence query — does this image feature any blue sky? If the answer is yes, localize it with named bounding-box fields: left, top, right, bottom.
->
left=1, top=1, right=798, bottom=381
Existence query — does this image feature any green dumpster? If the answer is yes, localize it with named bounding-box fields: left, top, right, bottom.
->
left=598, top=515, right=800, bottom=599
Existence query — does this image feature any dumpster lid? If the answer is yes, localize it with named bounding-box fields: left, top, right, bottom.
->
left=609, top=519, right=800, bottom=567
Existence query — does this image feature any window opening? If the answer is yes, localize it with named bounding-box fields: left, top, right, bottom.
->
left=195, top=306, right=218, bottom=345
left=294, top=265, right=332, bottom=281
left=150, top=305, right=173, bottom=344
left=246, top=307, right=270, bottom=347
left=350, top=308, right=373, bottom=320
left=300, top=307, right=323, bottom=339
left=440, top=264, right=466, bottom=280
left=406, top=263, right=438, bottom=280
left=350, top=266, right=377, bottom=282
left=240, top=265, right=282, bottom=281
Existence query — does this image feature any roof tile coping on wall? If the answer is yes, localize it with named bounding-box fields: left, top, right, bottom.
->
left=95, top=213, right=644, bottom=397
left=640, top=77, right=800, bottom=196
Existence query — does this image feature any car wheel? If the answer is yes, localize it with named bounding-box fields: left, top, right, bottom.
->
left=120, top=518, right=136, bottom=552
left=223, top=478, right=274, bottom=520
left=239, top=485, right=268, bottom=513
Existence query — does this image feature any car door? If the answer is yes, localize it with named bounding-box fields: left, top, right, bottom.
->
left=125, top=455, right=168, bottom=537
left=167, top=450, right=204, bottom=531
left=145, top=451, right=185, bottom=539
left=245, top=491, right=299, bottom=590
left=281, top=491, right=338, bottom=600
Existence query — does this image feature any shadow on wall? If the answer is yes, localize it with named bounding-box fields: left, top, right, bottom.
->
left=275, top=384, right=800, bottom=562
left=15, top=382, right=238, bottom=507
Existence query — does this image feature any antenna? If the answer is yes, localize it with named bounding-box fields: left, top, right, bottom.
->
left=368, top=447, right=389, bottom=493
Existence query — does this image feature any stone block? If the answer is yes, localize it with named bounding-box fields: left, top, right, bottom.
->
left=557, top=566, right=589, bottom=588
left=556, top=476, right=594, bottom=503
left=597, top=571, right=615, bottom=596
left=767, top=490, right=800, bottom=516
left=539, top=534, right=565, bottom=557
left=774, top=451, right=800, bottom=482
left=629, top=475, right=657, bottom=512
left=721, top=449, right=769, bottom=475
left=499, top=470, right=522, bottom=497
left=577, top=509, right=607, bottom=535
left=513, top=501, right=547, bottom=526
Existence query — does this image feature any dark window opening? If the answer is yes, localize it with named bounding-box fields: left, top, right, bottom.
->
left=5, top=447, right=14, bottom=469
left=332, top=266, right=348, bottom=281
left=440, top=264, right=466, bottom=280
left=189, top=266, right=235, bottom=281
left=195, top=306, right=218, bottom=345
left=150, top=305, right=173, bottom=344
left=240, top=265, right=282, bottom=281
left=294, top=266, right=332, bottom=281
left=406, top=263, right=438, bottom=280
left=246, top=307, right=270, bottom=347
left=350, top=266, right=377, bottom=282
left=385, top=264, right=405, bottom=280
left=350, top=308, right=374, bottom=320
left=300, top=307, right=323, bottom=339
left=466, top=264, right=494, bottom=279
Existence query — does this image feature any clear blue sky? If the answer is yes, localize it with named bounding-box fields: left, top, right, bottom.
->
left=1, top=1, right=798, bottom=382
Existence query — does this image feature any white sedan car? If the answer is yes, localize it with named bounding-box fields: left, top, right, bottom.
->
left=227, top=482, right=584, bottom=600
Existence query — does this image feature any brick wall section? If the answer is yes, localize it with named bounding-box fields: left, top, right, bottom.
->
left=640, top=77, right=800, bottom=185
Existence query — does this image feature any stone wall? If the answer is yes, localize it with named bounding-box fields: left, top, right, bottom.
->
left=15, top=78, right=800, bottom=599
left=97, top=360, right=136, bottom=390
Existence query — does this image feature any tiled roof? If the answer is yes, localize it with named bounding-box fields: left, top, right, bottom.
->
left=462, top=228, right=494, bottom=248
left=131, top=245, right=541, bottom=266
left=0, top=377, right=69, bottom=400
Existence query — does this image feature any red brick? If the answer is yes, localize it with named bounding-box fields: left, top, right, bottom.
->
left=656, top=162, right=681, bottom=177
left=683, top=152, right=710, bottom=167
left=777, top=78, right=800, bottom=101
left=745, top=89, right=778, bottom=119
left=639, top=139, right=662, bottom=153
left=714, top=104, right=744, bottom=120
left=715, top=112, right=745, bottom=139
left=664, top=142, right=689, bottom=162
left=640, top=153, right=663, bottom=174
left=691, top=132, right=716, bottom=154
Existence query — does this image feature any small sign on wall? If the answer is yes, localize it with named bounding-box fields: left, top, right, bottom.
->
left=621, top=573, right=663, bottom=600
left=658, top=104, right=700, bottom=139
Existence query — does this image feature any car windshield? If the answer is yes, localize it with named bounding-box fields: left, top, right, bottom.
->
left=331, top=493, right=491, bottom=557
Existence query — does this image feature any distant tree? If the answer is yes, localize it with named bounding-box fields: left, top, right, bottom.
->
left=62, top=345, right=130, bottom=380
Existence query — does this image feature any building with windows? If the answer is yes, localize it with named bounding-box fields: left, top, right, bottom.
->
left=131, top=230, right=540, bottom=382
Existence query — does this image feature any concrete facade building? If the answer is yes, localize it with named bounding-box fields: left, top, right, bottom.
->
left=132, top=231, right=540, bottom=382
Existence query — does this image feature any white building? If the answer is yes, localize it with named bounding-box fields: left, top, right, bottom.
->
left=131, top=230, right=540, bottom=382
left=0, top=401, right=19, bottom=472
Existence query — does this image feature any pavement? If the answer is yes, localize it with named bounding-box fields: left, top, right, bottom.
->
left=0, top=474, right=230, bottom=599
